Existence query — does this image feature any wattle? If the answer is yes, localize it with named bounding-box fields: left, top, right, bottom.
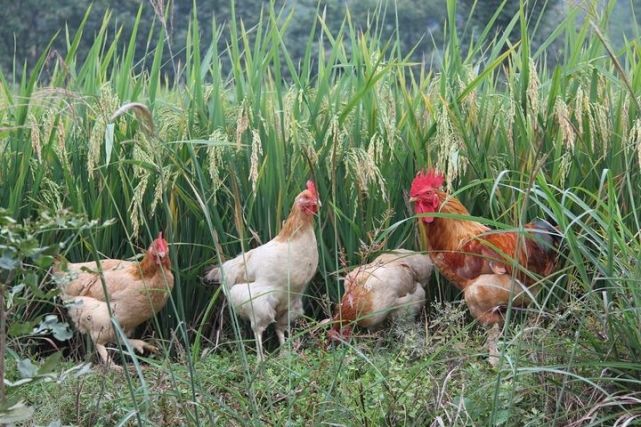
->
left=415, top=202, right=435, bottom=223
left=302, top=205, right=318, bottom=215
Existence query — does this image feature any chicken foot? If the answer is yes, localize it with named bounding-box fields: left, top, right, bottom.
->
left=93, top=339, right=157, bottom=371
left=275, top=312, right=291, bottom=347
left=127, top=339, right=158, bottom=355
left=95, top=344, right=122, bottom=371
left=275, top=297, right=304, bottom=350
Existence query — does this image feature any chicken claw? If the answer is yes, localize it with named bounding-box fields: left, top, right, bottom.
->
left=128, top=339, right=158, bottom=354
left=95, top=344, right=123, bottom=372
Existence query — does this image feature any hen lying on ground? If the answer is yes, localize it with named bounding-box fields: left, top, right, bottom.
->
left=409, top=169, right=561, bottom=364
left=328, top=249, right=433, bottom=342
left=204, top=181, right=320, bottom=359
left=54, top=233, right=173, bottom=369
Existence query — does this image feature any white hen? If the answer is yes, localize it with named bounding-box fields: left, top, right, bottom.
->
left=205, top=181, right=320, bottom=358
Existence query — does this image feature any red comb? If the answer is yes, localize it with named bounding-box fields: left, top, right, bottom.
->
left=306, top=180, right=317, bottom=198
left=153, top=232, right=169, bottom=251
left=410, top=169, right=444, bottom=196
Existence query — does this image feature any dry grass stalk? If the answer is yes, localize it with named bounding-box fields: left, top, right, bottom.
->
left=87, top=85, right=120, bottom=179
left=555, top=98, right=576, bottom=184
left=235, top=100, right=249, bottom=151
left=249, top=129, right=263, bottom=193
left=435, top=104, right=466, bottom=190
left=527, top=61, right=540, bottom=119
left=110, top=102, right=155, bottom=136
left=207, top=129, right=231, bottom=196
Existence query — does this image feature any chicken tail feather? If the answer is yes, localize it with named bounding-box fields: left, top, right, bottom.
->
left=529, top=218, right=563, bottom=251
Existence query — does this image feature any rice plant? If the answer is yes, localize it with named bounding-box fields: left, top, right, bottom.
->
left=2, top=0, right=640, bottom=424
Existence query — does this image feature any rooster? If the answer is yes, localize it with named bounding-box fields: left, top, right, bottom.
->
left=204, top=181, right=320, bottom=359
left=54, top=233, right=173, bottom=369
left=328, top=250, right=433, bottom=342
left=409, top=170, right=561, bottom=364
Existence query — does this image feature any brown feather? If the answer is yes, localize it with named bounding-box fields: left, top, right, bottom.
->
left=276, top=207, right=314, bottom=241
left=421, top=191, right=490, bottom=289
left=275, top=189, right=316, bottom=241
left=129, top=250, right=165, bottom=279
left=412, top=173, right=560, bottom=351
left=332, top=282, right=374, bottom=327
left=420, top=191, right=558, bottom=290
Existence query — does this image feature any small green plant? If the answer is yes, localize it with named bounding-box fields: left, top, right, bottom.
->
left=0, top=209, right=104, bottom=423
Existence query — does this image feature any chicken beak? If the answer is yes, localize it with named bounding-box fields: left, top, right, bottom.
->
left=408, top=196, right=418, bottom=203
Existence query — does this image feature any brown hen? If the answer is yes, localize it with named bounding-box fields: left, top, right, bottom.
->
left=54, top=233, right=173, bottom=369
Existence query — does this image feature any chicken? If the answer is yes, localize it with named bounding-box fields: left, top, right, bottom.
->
left=54, top=233, right=173, bottom=368
left=204, top=181, right=320, bottom=359
left=328, top=250, right=433, bottom=342
left=409, top=169, right=561, bottom=364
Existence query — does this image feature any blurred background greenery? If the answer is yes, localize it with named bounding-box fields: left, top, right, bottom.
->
left=2, top=0, right=639, bottom=79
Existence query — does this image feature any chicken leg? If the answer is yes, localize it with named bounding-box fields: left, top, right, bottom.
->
left=275, top=297, right=304, bottom=348
left=464, top=274, right=535, bottom=366
left=251, top=324, right=266, bottom=361
left=95, top=344, right=118, bottom=369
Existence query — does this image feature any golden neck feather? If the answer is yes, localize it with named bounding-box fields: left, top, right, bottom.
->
left=422, top=191, right=488, bottom=251
left=276, top=204, right=314, bottom=241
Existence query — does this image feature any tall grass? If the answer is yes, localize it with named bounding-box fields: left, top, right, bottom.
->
left=3, top=0, right=641, bottom=424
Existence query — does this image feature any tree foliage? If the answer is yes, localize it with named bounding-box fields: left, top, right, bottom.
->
left=458, top=0, right=566, bottom=57
left=0, top=0, right=451, bottom=77
left=6, top=1, right=641, bottom=78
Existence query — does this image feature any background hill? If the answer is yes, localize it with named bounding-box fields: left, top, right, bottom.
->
left=3, top=0, right=637, bottom=79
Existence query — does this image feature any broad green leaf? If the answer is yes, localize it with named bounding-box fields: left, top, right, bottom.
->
left=17, top=359, right=38, bottom=379
left=0, top=250, right=18, bottom=271
left=8, top=320, right=36, bottom=337
left=7, top=283, right=24, bottom=309
left=33, top=315, right=73, bottom=341
left=0, top=402, right=34, bottom=424
left=38, top=351, right=63, bottom=375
